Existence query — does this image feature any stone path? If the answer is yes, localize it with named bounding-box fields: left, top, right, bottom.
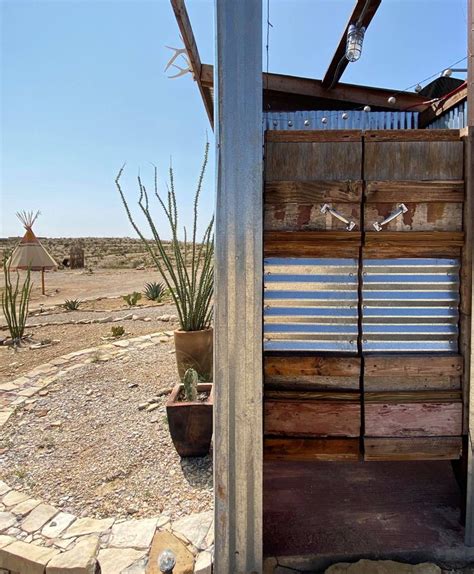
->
left=0, top=334, right=213, bottom=573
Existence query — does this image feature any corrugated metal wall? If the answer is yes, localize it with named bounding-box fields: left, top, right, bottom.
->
left=426, top=100, right=468, bottom=129
left=264, top=110, right=418, bottom=130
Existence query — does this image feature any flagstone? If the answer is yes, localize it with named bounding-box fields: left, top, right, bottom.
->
left=98, top=548, right=146, bottom=574
left=109, top=518, right=157, bottom=549
left=0, top=411, right=13, bottom=427
left=11, top=498, right=42, bottom=516
left=2, top=490, right=30, bottom=508
left=172, top=511, right=213, bottom=550
left=46, top=535, right=100, bottom=574
left=22, top=503, right=59, bottom=533
left=42, top=512, right=76, bottom=538
left=63, top=517, right=115, bottom=538
left=0, top=482, right=11, bottom=497
left=0, top=512, right=17, bottom=532
left=0, top=540, right=59, bottom=574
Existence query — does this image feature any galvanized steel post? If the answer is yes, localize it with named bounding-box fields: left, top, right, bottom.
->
left=214, top=0, right=263, bottom=571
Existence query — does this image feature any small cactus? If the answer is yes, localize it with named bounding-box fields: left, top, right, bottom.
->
left=64, top=299, right=81, bottom=311
left=183, top=368, right=198, bottom=402
left=111, top=325, right=125, bottom=338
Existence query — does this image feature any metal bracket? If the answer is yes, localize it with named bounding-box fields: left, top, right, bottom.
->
left=320, top=203, right=356, bottom=231
left=373, top=203, right=408, bottom=231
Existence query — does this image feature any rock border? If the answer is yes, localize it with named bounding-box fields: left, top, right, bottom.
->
left=0, top=334, right=213, bottom=573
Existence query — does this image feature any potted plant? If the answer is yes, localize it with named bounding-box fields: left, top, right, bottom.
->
left=116, top=143, right=213, bottom=379
left=166, top=368, right=213, bottom=457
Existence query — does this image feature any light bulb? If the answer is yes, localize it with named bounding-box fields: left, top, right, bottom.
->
left=363, top=105, right=371, bottom=112
left=415, top=84, right=422, bottom=93
left=388, top=96, right=396, bottom=105
left=321, top=117, right=328, bottom=124
left=342, top=113, right=349, bottom=120
left=345, top=24, right=366, bottom=62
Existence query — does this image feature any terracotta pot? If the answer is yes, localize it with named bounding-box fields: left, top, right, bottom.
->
left=166, top=383, right=213, bottom=457
left=174, top=328, right=213, bottom=380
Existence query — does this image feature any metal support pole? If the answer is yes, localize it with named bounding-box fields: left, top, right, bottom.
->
left=464, top=0, right=474, bottom=546
left=214, top=0, right=263, bottom=572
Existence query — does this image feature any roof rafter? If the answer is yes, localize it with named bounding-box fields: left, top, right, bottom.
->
left=169, top=0, right=214, bottom=126
left=201, top=64, right=427, bottom=111
left=321, top=0, right=382, bottom=90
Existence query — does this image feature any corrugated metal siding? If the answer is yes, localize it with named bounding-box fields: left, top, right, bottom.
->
left=264, top=110, right=418, bottom=130
left=263, top=257, right=358, bottom=352
left=426, top=100, right=467, bottom=129
left=362, top=258, right=460, bottom=352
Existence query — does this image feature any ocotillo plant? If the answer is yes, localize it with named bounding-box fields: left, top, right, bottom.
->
left=1, top=257, right=33, bottom=344
left=116, top=142, right=213, bottom=332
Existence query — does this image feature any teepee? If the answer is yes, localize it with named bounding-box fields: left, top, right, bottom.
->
left=9, top=211, right=57, bottom=294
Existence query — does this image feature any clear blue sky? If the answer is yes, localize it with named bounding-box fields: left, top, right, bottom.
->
left=1, top=0, right=467, bottom=238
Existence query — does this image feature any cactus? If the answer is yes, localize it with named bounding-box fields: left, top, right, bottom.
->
left=1, top=257, right=33, bottom=345
left=111, top=325, right=125, bottom=338
left=122, top=292, right=141, bottom=307
left=183, top=368, right=199, bottom=402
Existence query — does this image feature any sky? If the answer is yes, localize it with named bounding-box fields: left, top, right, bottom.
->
left=0, top=0, right=468, bottom=239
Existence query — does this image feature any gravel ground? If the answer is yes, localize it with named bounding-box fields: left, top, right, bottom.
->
left=0, top=339, right=213, bottom=520
left=0, top=302, right=178, bottom=384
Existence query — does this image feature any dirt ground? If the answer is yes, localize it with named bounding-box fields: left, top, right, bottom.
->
left=13, top=267, right=166, bottom=309
left=0, top=268, right=180, bottom=383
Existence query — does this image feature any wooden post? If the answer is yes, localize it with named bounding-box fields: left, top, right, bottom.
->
left=464, top=0, right=474, bottom=546
left=214, top=0, right=263, bottom=571
left=41, top=267, right=45, bottom=295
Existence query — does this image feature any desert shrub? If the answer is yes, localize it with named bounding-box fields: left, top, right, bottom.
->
left=64, top=299, right=81, bottom=311
left=111, top=325, right=125, bottom=337
left=1, top=257, right=32, bottom=344
left=122, top=292, right=141, bottom=306
left=143, top=281, right=166, bottom=302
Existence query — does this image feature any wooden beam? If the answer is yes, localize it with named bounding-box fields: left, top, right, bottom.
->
left=464, top=0, right=474, bottom=547
left=201, top=64, right=426, bottom=111
left=170, top=0, right=214, bottom=126
left=418, top=84, right=467, bottom=128
left=321, top=0, right=382, bottom=89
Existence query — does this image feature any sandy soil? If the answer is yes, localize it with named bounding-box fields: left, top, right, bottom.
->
left=14, top=268, right=166, bottom=309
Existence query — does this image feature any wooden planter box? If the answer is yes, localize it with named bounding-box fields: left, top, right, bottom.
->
left=166, top=383, right=213, bottom=457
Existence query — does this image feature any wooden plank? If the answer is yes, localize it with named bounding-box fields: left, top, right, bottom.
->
left=265, top=400, right=361, bottom=437
left=365, top=181, right=465, bottom=203
left=265, top=202, right=360, bottom=231
left=365, top=391, right=462, bottom=403
left=265, top=356, right=361, bottom=377
left=200, top=63, right=428, bottom=111
left=264, top=356, right=360, bottom=391
left=265, top=390, right=359, bottom=402
left=364, top=130, right=461, bottom=142
left=265, top=180, right=363, bottom=203
left=170, top=0, right=213, bottom=126
left=365, top=202, right=463, bottom=232
left=266, top=131, right=362, bottom=143
left=364, top=231, right=464, bottom=247
left=363, top=245, right=462, bottom=258
left=364, top=437, right=462, bottom=461
left=265, top=230, right=361, bottom=258
left=364, top=355, right=463, bottom=377
left=264, top=437, right=360, bottom=461
left=321, top=0, right=382, bottom=89
left=365, top=141, right=464, bottom=180
left=364, top=376, right=461, bottom=392
left=365, top=402, right=462, bottom=437
left=266, top=142, right=362, bottom=181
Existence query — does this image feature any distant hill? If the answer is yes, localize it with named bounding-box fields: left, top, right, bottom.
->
left=0, top=237, right=175, bottom=269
